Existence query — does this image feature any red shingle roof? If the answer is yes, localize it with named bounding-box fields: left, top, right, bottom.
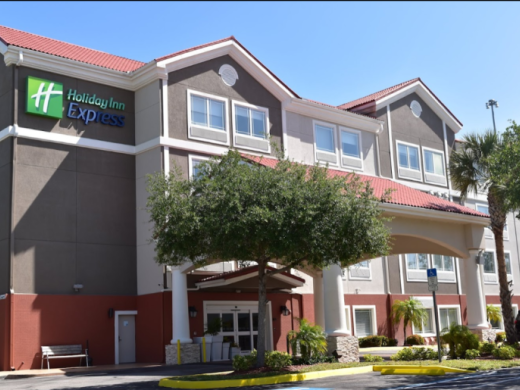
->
left=241, top=154, right=488, bottom=219
left=196, top=265, right=305, bottom=284
left=0, top=25, right=146, bottom=73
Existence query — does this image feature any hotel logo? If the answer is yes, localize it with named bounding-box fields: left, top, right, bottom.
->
left=26, top=76, right=63, bottom=119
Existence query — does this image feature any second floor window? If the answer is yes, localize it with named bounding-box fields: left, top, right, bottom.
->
left=505, top=253, right=512, bottom=275
left=235, top=105, right=267, bottom=139
left=406, top=253, right=428, bottom=270
left=432, top=255, right=454, bottom=272
left=191, top=95, right=225, bottom=131
left=398, top=143, right=420, bottom=170
left=483, top=251, right=496, bottom=274
left=424, top=149, right=445, bottom=176
left=315, top=124, right=335, bottom=153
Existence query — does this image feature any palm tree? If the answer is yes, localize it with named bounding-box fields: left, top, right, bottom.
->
left=486, top=304, right=502, bottom=328
left=450, top=130, right=516, bottom=343
left=391, top=298, right=429, bottom=345
left=287, top=319, right=327, bottom=362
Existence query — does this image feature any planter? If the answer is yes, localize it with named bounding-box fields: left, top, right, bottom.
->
left=229, top=347, right=241, bottom=360
left=211, top=335, right=224, bottom=361
left=222, top=342, right=230, bottom=360
left=193, top=336, right=212, bottom=362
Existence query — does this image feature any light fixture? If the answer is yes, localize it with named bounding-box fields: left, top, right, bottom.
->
left=280, top=305, right=291, bottom=316
left=189, top=306, right=198, bottom=318
left=73, top=284, right=83, bottom=292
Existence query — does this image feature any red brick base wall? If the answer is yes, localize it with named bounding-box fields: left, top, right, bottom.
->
left=0, top=296, right=10, bottom=371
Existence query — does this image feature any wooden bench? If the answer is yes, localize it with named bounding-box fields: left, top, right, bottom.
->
left=41, top=345, right=89, bottom=369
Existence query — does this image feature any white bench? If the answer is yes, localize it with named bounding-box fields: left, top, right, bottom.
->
left=41, top=345, right=89, bottom=369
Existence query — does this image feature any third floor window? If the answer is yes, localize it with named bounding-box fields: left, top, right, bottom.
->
left=398, top=143, right=420, bottom=170
left=424, top=149, right=445, bottom=176
left=191, top=94, right=226, bottom=131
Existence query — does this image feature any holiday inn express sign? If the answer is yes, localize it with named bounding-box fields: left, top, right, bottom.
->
left=26, top=76, right=126, bottom=127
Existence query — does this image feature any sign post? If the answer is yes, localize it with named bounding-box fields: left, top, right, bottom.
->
left=427, top=268, right=442, bottom=363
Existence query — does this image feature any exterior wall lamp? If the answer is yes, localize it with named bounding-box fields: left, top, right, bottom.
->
left=189, top=306, right=198, bottom=318
left=280, top=305, right=291, bottom=316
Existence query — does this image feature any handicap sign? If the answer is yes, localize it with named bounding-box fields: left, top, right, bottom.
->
left=427, top=268, right=437, bottom=277
left=427, top=268, right=438, bottom=291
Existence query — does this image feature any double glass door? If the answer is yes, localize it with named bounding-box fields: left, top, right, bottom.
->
left=206, top=305, right=259, bottom=353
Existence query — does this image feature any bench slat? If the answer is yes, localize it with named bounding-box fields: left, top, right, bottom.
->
left=42, top=345, right=84, bottom=356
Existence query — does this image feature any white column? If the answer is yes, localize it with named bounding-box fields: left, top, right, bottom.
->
left=464, top=250, right=488, bottom=329
left=171, top=267, right=192, bottom=344
left=323, top=264, right=350, bottom=336
left=313, top=273, right=325, bottom=329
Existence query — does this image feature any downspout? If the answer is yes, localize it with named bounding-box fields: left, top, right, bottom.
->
left=375, top=131, right=382, bottom=177
left=442, top=121, right=453, bottom=201
left=386, top=105, right=395, bottom=180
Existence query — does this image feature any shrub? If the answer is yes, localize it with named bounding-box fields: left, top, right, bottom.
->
left=493, top=345, right=516, bottom=360
left=496, top=332, right=506, bottom=343
left=288, top=319, right=327, bottom=362
left=359, top=336, right=389, bottom=348
left=363, top=354, right=384, bottom=362
left=291, top=354, right=335, bottom=365
left=232, top=350, right=257, bottom=371
left=265, top=351, right=292, bottom=370
left=464, top=349, right=480, bottom=359
left=390, top=347, right=441, bottom=361
left=406, top=335, right=425, bottom=346
left=387, top=338, right=398, bottom=347
left=441, top=324, right=479, bottom=359
left=479, top=342, right=496, bottom=356
left=390, top=348, right=415, bottom=361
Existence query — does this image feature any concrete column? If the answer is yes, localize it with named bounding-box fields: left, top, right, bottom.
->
left=171, top=267, right=192, bottom=344
left=313, top=273, right=325, bottom=329
left=323, top=264, right=350, bottom=336
left=464, top=250, right=488, bottom=330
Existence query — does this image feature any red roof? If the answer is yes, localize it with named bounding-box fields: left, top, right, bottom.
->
left=0, top=25, right=145, bottom=73
left=241, top=154, right=488, bottom=219
left=196, top=265, right=305, bottom=284
left=337, top=77, right=463, bottom=127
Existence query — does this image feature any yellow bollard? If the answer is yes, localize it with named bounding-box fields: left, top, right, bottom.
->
left=177, top=339, right=181, bottom=365
left=202, top=337, right=207, bottom=363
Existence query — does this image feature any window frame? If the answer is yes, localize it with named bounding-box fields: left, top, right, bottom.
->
left=475, top=203, right=493, bottom=239
left=412, top=307, right=434, bottom=336
left=188, top=154, right=211, bottom=180
left=421, top=146, right=447, bottom=185
left=396, top=140, right=423, bottom=182
left=339, top=127, right=363, bottom=171
left=344, top=305, right=351, bottom=334
left=187, top=89, right=230, bottom=146
left=231, top=100, right=271, bottom=153
left=313, top=120, right=339, bottom=166
left=482, top=248, right=498, bottom=284
left=348, top=260, right=372, bottom=281
left=405, top=253, right=429, bottom=282
left=504, top=250, right=513, bottom=279
left=352, top=305, right=377, bottom=337
left=437, top=305, right=462, bottom=333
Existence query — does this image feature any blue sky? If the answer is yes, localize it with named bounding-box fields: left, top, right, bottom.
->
left=2, top=1, right=518, bottom=138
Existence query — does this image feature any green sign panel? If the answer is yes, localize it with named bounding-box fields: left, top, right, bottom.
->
left=26, top=76, right=63, bottom=119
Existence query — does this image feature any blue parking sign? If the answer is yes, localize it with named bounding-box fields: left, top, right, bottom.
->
left=427, top=268, right=437, bottom=277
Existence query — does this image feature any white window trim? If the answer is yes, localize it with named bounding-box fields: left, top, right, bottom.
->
left=231, top=100, right=271, bottom=153
left=505, top=250, right=513, bottom=279
left=348, top=260, right=372, bottom=281
left=188, top=154, right=211, bottom=180
left=339, top=127, right=363, bottom=171
left=489, top=303, right=518, bottom=331
left=396, top=140, right=423, bottom=182
left=475, top=203, right=493, bottom=239
left=421, top=146, right=447, bottom=185
left=483, top=248, right=498, bottom=284
left=437, top=305, right=462, bottom=333
left=187, top=89, right=230, bottom=146
left=344, top=305, right=351, bottom=334
left=313, top=120, right=339, bottom=166
left=405, top=253, right=429, bottom=282
left=431, top=255, right=456, bottom=284
left=412, top=307, right=435, bottom=336
left=352, top=305, right=377, bottom=337
left=504, top=222, right=509, bottom=241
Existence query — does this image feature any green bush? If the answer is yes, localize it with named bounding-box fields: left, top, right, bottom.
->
left=359, top=336, right=389, bottom=348
left=493, top=345, right=516, bottom=360
left=441, top=324, right=480, bottom=359
left=390, top=348, right=416, bottom=361
left=265, top=351, right=292, bottom=370
left=387, top=338, right=398, bottom=347
left=406, top=335, right=425, bottom=346
left=232, top=350, right=257, bottom=371
left=390, top=347, right=440, bottom=361
left=496, top=332, right=506, bottom=343
left=479, top=342, right=496, bottom=356
left=363, top=354, right=384, bottom=362
left=291, top=354, right=335, bottom=365
left=464, top=349, right=480, bottom=359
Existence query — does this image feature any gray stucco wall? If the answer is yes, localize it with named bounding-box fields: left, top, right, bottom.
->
left=17, top=67, right=135, bottom=145
left=12, top=138, right=136, bottom=295
left=388, top=255, right=402, bottom=294
left=375, top=108, right=392, bottom=178
left=344, top=257, right=386, bottom=294
left=167, top=55, right=282, bottom=155
left=0, top=138, right=12, bottom=293
left=135, top=81, right=162, bottom=145
left=0, top=57, right=13, bottom=130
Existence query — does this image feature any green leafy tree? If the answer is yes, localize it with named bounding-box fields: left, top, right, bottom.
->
left=486, top=304, right=502, bottom=326
left=391, top=298, right=429, bottom=344
left=287, top=319, right=327, bottom=362
left=146, top=150, right=390, bottom=367
left=450, top=130, right=516, bottom=343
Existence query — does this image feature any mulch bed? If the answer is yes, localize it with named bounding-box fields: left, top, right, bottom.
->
left=224, top=364, right=313, bottom=377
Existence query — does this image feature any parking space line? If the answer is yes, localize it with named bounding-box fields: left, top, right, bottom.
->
left=383, top=370, right=497, bottom=390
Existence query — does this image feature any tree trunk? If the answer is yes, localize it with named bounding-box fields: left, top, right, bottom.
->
left=403, top=321, right=407, bottom=345
left=256, top=261, right=267, bottom=367
left=489, top=192, right=516, bottom=343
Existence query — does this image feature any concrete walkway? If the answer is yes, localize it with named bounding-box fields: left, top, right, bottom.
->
left=360, top=345, right=438, bottom=358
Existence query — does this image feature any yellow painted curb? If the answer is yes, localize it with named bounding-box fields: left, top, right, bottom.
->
left=380, top=368, right=445, bottom=376
left=373, top=365, right=473, bottom=375
left=159, top=365, right=373, bottom=389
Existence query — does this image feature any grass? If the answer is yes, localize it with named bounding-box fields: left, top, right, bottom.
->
left=172, top=360, right=520, bottom=382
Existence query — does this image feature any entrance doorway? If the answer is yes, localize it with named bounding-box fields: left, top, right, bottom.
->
left=114, top=310, right=137, bottom=364
left=204, top=301, right=273, bottom=353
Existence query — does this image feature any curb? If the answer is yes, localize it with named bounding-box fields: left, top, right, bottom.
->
left=159, top=365, right=373, bottom=389
left=373, top=365, right=474, bottom=376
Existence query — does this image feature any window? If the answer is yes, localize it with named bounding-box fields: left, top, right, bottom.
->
left=413, top=308, right=433, bottom=335
left=234, top=104, right=267, bottom=139
left=348, top=260, right=371, bottom=280
left=432, top=255, right=454, bottom=272
left=423, top=149, right=445, bottom=176
left=189, top=155, right=210, bottom=180
left=490, top=305, right=519, bottom=330
left=315, top=124, right=335, bottom=153
left=398, top=143, right=420, bottom=170
left=505, top=253, right=512, bottom=275
left=191, top=95, right=225, bottom=131
left=476, top=204, right=493, bottom=237
left=406, top=253, right=429, bottom=270
left=483, top=251, right=496, bottom=274
left=341, top=130, right=360, bottom=158
left=439, top=308, right=459, bottom=332
left=354, top=308, right=375, bottom=337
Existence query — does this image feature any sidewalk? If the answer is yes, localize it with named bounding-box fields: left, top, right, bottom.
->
left=360, top=345, right=438, bottom=358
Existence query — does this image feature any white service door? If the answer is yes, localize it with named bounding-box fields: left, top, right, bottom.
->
left=118, top=315, right=136, bottom=363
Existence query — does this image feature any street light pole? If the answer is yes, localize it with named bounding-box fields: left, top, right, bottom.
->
left=486, top=99, right=499, bottom=134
